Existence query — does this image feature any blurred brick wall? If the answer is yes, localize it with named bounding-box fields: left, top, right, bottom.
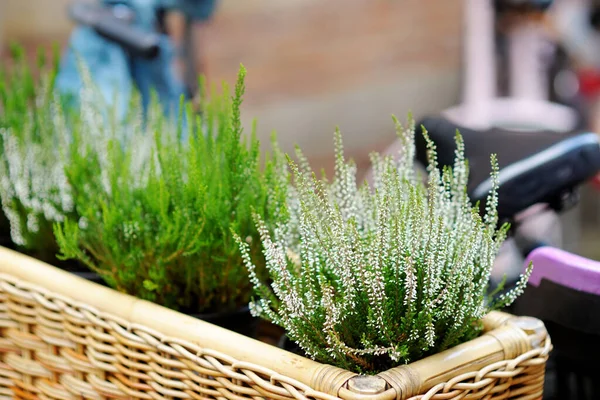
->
left=206, top=0, right=463, bottom=172
left=0, top=0, right=75, bottom=51
left=0, top=0, right=462, bottom=172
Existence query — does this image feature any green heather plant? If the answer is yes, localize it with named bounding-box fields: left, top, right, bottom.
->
left=236, top=117, right=532, bottom=373
left=0, top=44, right=75, bottom=260
left=55, top=66, right=285, bottom=313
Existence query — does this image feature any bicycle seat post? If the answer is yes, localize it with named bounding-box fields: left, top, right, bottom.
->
left=504, top=11, right=549, bottom=101
left=460, top=0, right=497, bottom=129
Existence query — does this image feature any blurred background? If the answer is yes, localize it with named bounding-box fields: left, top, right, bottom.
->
left=1, top=0, right=599, bottom=256
left=0, top=0, right=462, bottom=173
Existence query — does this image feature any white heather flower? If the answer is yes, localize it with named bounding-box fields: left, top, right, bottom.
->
left=0, top=61, right=168, bottom=253
left=0, top=93, right=74, bottom=249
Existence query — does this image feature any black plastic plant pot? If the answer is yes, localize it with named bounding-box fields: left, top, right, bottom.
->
left=0, top=235, right=15, bottom=251
left=71, top=270, right=107, bottom=286
left=190, top=305, right=259, bottom=338
left=58, top=260, right=108, bottom=287
left=277, top=334, right=303, bottom=355
left=0, top=218, right=15, bottom=251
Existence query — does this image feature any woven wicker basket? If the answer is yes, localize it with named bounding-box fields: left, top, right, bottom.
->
left=0, top=246, right=551, bottom=400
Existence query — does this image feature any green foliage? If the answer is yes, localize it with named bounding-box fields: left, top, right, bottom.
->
left=55, top=65, right=286, bottom=313
left=0, top=43, right=74, bottom=261
left=237, top=117, right=532, bottom=373
left=0, top=44, right=61, bottom=132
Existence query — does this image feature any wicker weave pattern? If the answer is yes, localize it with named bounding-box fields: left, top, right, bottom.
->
left=0, top=270, right=551, bottom=400
left=0, top=274, right=341, bottom=400
left=406, top=337, right=551, bottom=400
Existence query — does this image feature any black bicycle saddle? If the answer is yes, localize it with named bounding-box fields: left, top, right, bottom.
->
left=494, top=0, right=554, bottom=13
left=415, top=116, right=600, bottom=221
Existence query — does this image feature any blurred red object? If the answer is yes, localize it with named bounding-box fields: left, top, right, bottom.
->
left=575, top=69, right=600, bottom=190
left=578, top=68, right=600, bottom=98
left=592, top=173, right=600, bottom=190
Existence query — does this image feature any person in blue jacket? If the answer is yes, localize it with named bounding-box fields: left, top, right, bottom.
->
left=56, top=0, right=217, bottom=121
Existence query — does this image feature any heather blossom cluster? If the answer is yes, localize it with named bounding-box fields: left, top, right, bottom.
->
left=0, top=57, right=157, bottom=259
left=0, top=107, right=72, bottom=247
left=0, top=60, right=74, bottom=256
left=237, top=117, right=532, bottom=373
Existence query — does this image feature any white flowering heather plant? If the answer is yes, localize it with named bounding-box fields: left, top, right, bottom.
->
left=236, top=117, right=532, bottom=373
left=0, top=44, right=76, bottom=261
left=0, top=45, right=151, bottom=264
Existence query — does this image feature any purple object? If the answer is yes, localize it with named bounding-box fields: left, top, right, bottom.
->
left=525, top=246, right=600, bottom=295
